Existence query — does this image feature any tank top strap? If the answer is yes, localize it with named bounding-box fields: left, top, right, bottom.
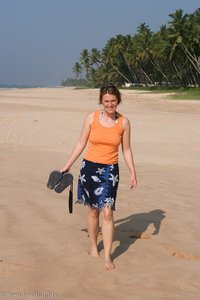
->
left=116, top=112, right=123, bottom=129
left=92, top=109, right=101, bottom=124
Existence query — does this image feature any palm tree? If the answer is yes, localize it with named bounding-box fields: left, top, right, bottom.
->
left=90, top=48, right=101, bottom=67
left=80, top=49, right=91, bottom=79
left=168, top=9, right=200, bottom=86
left=101, top=35, right=133, bottom=84
left=79, top=48, right=95, bottom=86
left=131, top=23, right=154, bottom=84
left=72, top=62, right=82, bottom=78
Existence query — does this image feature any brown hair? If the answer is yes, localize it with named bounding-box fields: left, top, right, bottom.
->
left=99, top=83, right=121, bottom=104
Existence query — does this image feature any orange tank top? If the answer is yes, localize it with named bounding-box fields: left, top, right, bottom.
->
left=84, top=110, right=124, bottom=164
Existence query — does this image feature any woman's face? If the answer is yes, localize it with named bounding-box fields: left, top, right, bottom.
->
left=101, top=93, right=118, bottom=114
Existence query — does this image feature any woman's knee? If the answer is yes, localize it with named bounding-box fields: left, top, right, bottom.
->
left=101, top=207, right=113, bottom=222
left=88, top=207, right=99, bottom=219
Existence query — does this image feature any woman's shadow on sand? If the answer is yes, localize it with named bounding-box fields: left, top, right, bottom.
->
left=81, top=209, right=165, bottom=260
left=99, top=209, right=165, bottom=260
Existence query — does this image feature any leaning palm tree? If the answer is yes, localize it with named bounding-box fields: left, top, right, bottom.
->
left=108, top=34, right=135, bottom=83
left=150, top=26, right=170, bottom=83
left=131, top=23, right=154, bottom=85
left=167, top=9, right=200, bottom=86
left=101, top=37, right=132, bottom=84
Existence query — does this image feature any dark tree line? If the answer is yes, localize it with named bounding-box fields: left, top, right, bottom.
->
left=62, top=9, right=200, bottom=88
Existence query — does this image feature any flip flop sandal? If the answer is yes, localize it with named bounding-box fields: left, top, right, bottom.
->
left=54, top=172, right=74, bottom=193
left=47, top=170, right=74, bottom=213
left=68, top=182, right=73, bottom=214
left=54, top=172, right=74, bottom=214
left=47, top=170, right=63, bottom=189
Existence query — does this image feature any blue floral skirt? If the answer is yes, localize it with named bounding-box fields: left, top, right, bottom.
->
left=77, top=159, right=119, bottom=210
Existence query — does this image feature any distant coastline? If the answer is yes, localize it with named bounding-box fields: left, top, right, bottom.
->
left=0, top=84, right=59, bottom=90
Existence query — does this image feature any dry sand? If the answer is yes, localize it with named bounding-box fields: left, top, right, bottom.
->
left=0, top=87, right=200, bottom=300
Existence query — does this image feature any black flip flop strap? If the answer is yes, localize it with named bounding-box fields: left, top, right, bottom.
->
left=68, top=182, right=73, bottom=214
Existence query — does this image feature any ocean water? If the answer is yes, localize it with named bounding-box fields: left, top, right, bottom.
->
left=0, top=84, right=49, bottom=90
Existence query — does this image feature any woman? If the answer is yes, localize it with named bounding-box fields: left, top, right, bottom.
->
left=60, top=83, right=137, bottom=271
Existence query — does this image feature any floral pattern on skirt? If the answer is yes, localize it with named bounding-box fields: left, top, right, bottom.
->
left=77, top=159, right=119, bottom=210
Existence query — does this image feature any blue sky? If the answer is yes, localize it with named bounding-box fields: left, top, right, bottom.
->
left=0, top=0, right=199, bottom=86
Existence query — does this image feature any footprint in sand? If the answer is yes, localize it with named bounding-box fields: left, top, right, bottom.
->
left=0, top=260, right=31, bottom=275
left=162, top=247, right=200, bottom=261
left=172, top=251, right=200, bottom=261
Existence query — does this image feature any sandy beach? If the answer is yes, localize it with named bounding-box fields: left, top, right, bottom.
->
left=0, top=87, right=200, bottom=300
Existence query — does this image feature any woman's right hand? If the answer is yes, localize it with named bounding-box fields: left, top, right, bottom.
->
left=60, top=166, right=70, bottom=174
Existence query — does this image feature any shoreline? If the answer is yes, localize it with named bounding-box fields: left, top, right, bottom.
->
left=1, top=85, right=199, bottom=101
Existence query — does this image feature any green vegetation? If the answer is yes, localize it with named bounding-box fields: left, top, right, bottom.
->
left=169, top=88, right=200, bottom=100
left=62, top=8, right=200, bottom=91
left=121, top=86, right=200, bottom=100
left=61, top=77, right=87, bottom=87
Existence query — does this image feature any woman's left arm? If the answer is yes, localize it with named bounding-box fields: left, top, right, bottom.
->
left=121, top=117, right=137, bottom=189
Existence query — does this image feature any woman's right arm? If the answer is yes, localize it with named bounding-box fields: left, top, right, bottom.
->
left=60, top=112, right=93, bottom=173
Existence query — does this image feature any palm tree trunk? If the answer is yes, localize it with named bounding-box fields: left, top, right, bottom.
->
left=121, top=51, right=136, bottom=82
left=172, top=62, right=183, bottom=84
left=111, top=64, right=132, bottom=83
left=150, top=59, right=168, bottom=80
left=182, top=44, right=200, bottom=74
left=139, top=66, right=153, bottom=84
left=190, top=68, right=199, bottom=87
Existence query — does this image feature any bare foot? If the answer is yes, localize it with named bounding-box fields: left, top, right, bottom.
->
left=104, top=259, right=115, bottom=271
left=87, top=249, right=100, bottom=258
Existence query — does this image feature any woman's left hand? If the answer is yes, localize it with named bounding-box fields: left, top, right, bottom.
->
left=130, top=175, right=137, bottom=189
